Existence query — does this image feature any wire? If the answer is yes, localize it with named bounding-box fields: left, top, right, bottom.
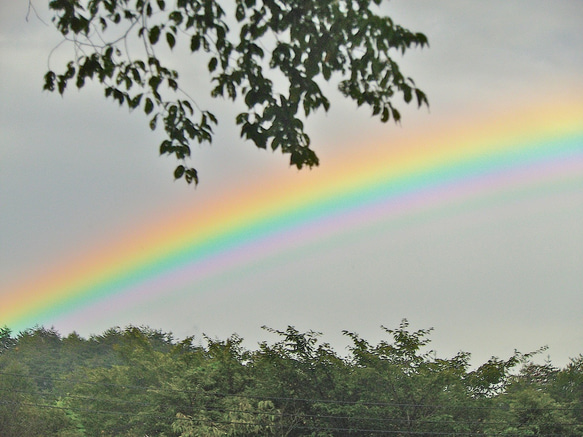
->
left=1, top=399, right=580, bottom=437
left=2, top=387, right=561, bottom=429
left=1, top=371, right=580, bottom=413
left=1, top=383, right=581, bottom=434
left=0, top=387, right=155, bottom=407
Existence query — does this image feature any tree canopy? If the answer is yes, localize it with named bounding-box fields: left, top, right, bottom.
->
left=1, top=321, right=582, bottom=436
left=40, top=0, right=429, bottom=184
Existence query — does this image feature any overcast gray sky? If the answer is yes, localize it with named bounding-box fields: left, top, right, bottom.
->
left=1, top=1, right=582, bottom=366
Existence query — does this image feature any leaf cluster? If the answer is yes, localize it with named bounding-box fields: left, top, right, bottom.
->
left=41, top=0, right=429, bottom=184
left=1, top=322, right=582, bottom=436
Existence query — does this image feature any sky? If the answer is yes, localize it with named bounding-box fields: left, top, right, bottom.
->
left=1, top=1, right=582, bottom=367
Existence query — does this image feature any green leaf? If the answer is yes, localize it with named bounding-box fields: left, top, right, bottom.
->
left=43, top=71, right=56, bottom=91
left=166, top=32, right=175, bottom=50
left=381, top=107, right=390, bottom=122
left=174, top=165, right=185, bottom=179
left=190, top=35, right=200, bottom=52
left=182, top=100, right=193, bottom=115
left=208, top=57, right=218, bottom=72
left=322, top=64, right=331, bottom=81
left=149, top=114, right=158, bottom=130
left=149, top=26, right=160, bottom=44
left=236, top=4, right=245, bottom=21
left=391, top=107, right=401, bottom=122
left=129, top=93, right=143, bottom=109
left=144, top=97, right=154, bottom=115
left=57, top=78, right=67, bottom=94
left=415, top=88, right=428, bottom=107
left=169, top=11, right=182, bottom=25
left=148, top=76, right=161, bottom=94
left=112, top=89, right=125, bottom=105
left=184, top=168, right=198, bottom=185
left=403, top=86, right=412, bottom=103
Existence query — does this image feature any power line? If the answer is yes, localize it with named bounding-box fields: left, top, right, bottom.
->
left=2, top=387, right=564, bottom=429
left=1, top=384, right=581, bottom=434
left=0, top=386, right=155, bottom=407
left=1, top=371, right=580, bottom=413
left=1, top=399, right=580, bottom=437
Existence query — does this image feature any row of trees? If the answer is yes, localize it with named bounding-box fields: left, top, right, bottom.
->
left=1, top=321, right=581, bottom=436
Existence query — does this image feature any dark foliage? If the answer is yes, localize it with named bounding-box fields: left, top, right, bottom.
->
left=1, top=322, right=581, bottom=436
left=40, top=0, right=429, bottom=184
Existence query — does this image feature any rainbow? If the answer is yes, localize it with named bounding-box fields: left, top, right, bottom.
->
left=2, top=101, right=582, bottom=332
